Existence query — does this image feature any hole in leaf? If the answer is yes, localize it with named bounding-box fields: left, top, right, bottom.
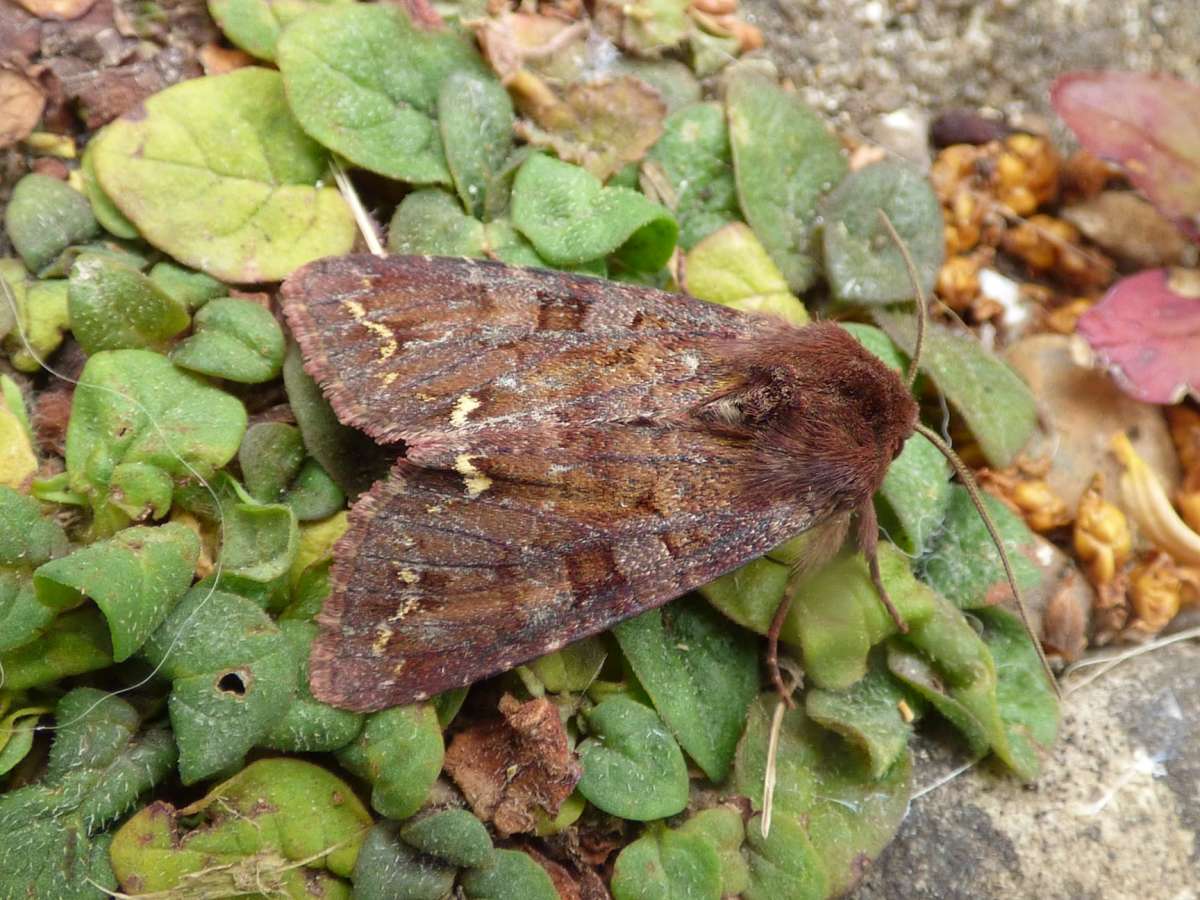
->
left=217, top=670, right=248, bottom=695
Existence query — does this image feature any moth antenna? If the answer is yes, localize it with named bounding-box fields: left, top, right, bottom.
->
left=913, top=423, right=1062, bottom=699
left=876, top=209, right=926, bottom=388
left=331, top=156, right=386, bottom=258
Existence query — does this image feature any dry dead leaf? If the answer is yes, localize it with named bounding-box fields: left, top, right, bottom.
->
left=1061, top=191, right=1190, bottom=269
left=444, top=694, right=581, bottom=837
left=0, top=2, right=42, bottom=66
left=47, top=46, right=200, bottom=128
left=514, top=75, right=666, bottom=181
left=198, top=43, right=254, bottom=77
left=0, top=69, right=45, bottom=148
left=1041, top=572, right=1088, bottom=661
left=14, top=0, right=99, bottom=21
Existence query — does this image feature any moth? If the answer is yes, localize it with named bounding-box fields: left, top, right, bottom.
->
left=280, top=248, right=1052, bottom=712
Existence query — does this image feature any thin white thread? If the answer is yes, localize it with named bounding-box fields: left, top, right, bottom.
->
left=911, top=756, right=980, bottom=800
left=0, top=273, right=228, bottom=736
left=331, top=158, right=385, bottom=258
left=1060, top=625, right=1200, bottom=696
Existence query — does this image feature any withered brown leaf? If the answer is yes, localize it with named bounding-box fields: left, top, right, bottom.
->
left=443, top=694, right=581, bottom=836
left=279, top=255, right=917, bottom=711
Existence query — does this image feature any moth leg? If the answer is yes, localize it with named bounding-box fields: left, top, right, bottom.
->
left=767, top=581, right=800, bottom=708
left=857, top=501, right=909, bottom=633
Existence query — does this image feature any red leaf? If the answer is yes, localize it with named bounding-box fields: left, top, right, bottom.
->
left=1077, top=268, right=1200, bottom=404
left=1051, top=71, right=1200, bottom=242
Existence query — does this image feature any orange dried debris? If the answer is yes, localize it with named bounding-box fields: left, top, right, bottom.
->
left=1074, top=473, right=1132, bottom=586
left=979, top=467, right=1071, bottom=533
left=936, top=254, right=982, bottom=311
left=1060, top=148, right=1120, bottom=202
left=1001, top=213, right=1112, bottom=287
left=1043, top=297, right=1094, bottom=335
left=1012, top=479, right=1073, bottom=533
left=995, top=133, right=1060, bottom=216
left=1123, top=551, right=1199, bottom=639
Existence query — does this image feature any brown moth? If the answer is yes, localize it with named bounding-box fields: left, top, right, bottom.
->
left=280, top=253, right=1046, bottom=712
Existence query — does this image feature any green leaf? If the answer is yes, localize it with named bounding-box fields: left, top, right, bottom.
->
left=683, top=222, right=808, bottom=325
left=821, top=161, right=944, bottom=303
left=147, top=261, right=226, bottom=310
left=400, top=808, right=494, bottom=867
left=92, top=67, right=355, bottom=282
left=511, top=153, right=678, bottom=270
left=687, top=23, right=740, bottom=79
left=0, top=608, right=113, bottom=690
left=0, top=689, right=176, bottom=900
left=208, top=0, right=354, bottom=61
left=805, top=664, right=913, bottom=778
left=0, top=705, right=44, bottom=775
left=733, top=695, right=911, bottom=898
left=646, top=101, right=738, bottom=249
left=697, top=555, right=790, bottom=637
left=600, top=0, right=689, bottom=53
left=841, top=322, right=953, bottom=553
left=612, top=822, right=722, bottom=900
left=284, top=458, right=346, bottom=521
left=280, top=556, right=331, bottom=621
left=283, top=342, right=384, bottom=496
left=885, top=627, right=990, bottom=758
left=65, top=350, right=247, bottom=533
left=889, top=590, right=1056, bottom=780
left=336, top=704, right=445, bottom=820
left=239, top=421, right=306, bottom=503
left=388, top=188, right=486, bottom=257
left=742, top=811, right=824, bottom=900
left=221, top=501, right=299, bottom=582
left=0, top=485, right=68, bottom=566
left=33, top=522, right=200, bottom=662
left=4, top=174, right=100, bottom=275
left=523, top=636, right=608, bottom=694
left=726, top=66, right=847, bottom=291
left=675, top=807, right=748, bottom=897
left=169, top=296, right=285, bottom=383
left=919, top=484, right=1042, bottom=610
left=81, top=137, right=139, bottom=240
left=977, top=606, right=1060, bottom=771
left=141, top=585, right=299, bottom=783
left=461, top=848, right=558, bottom=900
left=878, top=431, right=953, bottom=555
left=612, top=57, right=701, bottom=113
left=577, top=696, right=689, bottom=821
left=874, top=312, right=1037, bottom=467
left=790, top=548, right=936, bottom=690
left=3, top=276, right=71, bottom=373
left=613, top=595, right=758, bottom=782
left=700, top=544, right=934, bottom=690
left=110, top=758, right=371, bottom=896
left=354, top=821, right=457, bottom=900
left=67, top=254, right=190, bottom=355
left=108, top=462, right=175, bottom=521
left=278, top=4, right=489, bottom=183
left=0, top=570, right=55, bottom=653
left=439, top=69, right=515, bottom=219
left=261, top=620, right=364, bottom=752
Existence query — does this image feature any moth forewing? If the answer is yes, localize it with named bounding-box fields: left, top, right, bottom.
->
left=282, top=249, right=1056, bottom=711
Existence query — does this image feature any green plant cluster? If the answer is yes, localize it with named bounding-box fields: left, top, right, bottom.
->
left=0, top=2, right=1058, bottom=897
